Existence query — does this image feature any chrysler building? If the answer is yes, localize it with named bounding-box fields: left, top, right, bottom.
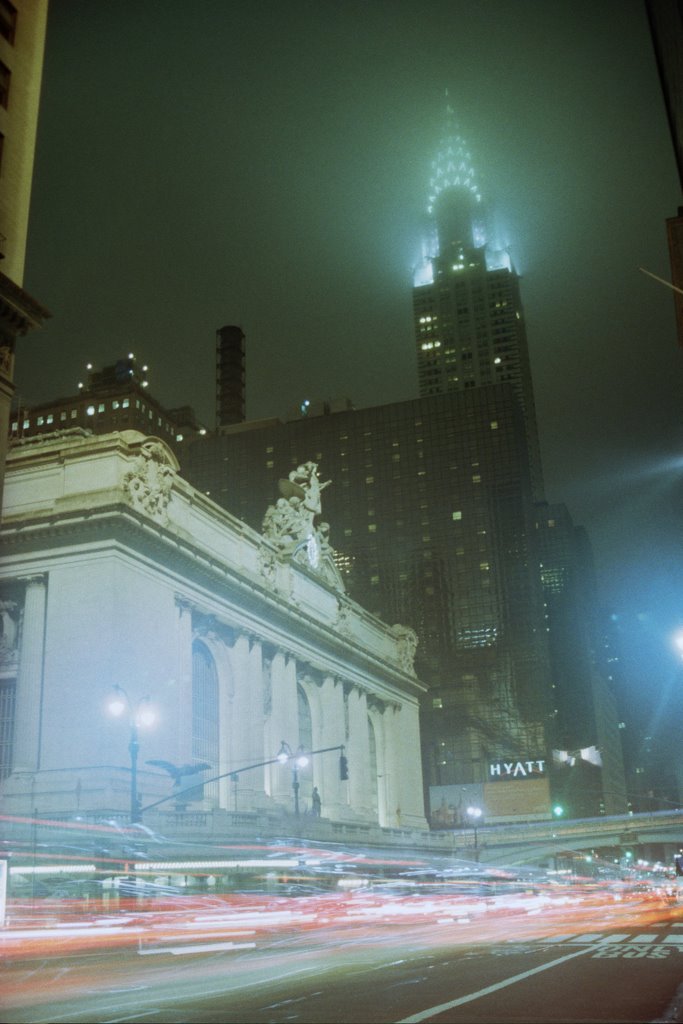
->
left=413, top=103, right=544, bottom=499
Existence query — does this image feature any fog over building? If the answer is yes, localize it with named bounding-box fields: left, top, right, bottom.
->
left=4, top=96, right=630, bottom=826
left=413, top=103, right=544, bottom=500
left=181, top=107, right=628, bottom=823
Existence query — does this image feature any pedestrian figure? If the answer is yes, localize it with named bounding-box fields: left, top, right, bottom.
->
left=311, top=787, right=321, bottom=817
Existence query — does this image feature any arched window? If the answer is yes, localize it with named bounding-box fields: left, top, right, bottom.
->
left=192, top=643, right=219, bottom=778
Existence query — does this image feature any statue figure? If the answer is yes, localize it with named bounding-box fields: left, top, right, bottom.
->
left=262, top=461, right=331, bottom=553
left=260, top=461, right=344, bottom=590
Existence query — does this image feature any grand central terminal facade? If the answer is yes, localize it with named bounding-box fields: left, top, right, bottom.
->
left=0, top=429, right=428, bottom=831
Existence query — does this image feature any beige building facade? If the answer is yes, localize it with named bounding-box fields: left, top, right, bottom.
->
left=0, top=429, right=428, bottom=830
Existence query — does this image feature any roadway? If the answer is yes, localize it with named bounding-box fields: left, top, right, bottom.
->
left=4, top=880, right=683, bottom=1022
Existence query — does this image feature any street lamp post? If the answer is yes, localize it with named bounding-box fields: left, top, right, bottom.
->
left=466, top=805, right=482, bottom=861
left=277, top=741, right=309, bottom=815
left=107, top=685, right=155, bottom=824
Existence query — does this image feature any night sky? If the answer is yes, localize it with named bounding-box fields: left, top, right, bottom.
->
left=16, top=1, right=683, bottom=722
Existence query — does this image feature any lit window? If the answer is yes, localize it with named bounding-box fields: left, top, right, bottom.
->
left=23, top=419, right=30, bottom=429
left=432, top=698, right=443, bottom=709
left=60, top=411, right=67, bottom=421
left=490, top=420, right=498, bottom=430
left=71, top=409, right=77, bottom=419
left=452, top=511, right=462, bottom=520
left=112, top=400, right=120, bottom=410
left=46, top=414, right=53, bottom=424
left=122, top=399, right=130, bottom=409
left=472, top=474, right=481, bottom=483
left=368, top=524, right=377, bottom=533
left=266, top=460, right=274, bottom=469
left=36, top=416, right=44, bottom=426
left=98, top=403, right=105, bottom=413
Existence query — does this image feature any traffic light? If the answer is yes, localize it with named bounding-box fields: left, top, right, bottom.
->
left=339, top=754, right=349, bottom=780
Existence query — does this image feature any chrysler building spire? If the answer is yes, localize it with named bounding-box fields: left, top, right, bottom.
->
left=427, top=101, right=482, bottom=214
left=426, top=98, right=486, bottom=258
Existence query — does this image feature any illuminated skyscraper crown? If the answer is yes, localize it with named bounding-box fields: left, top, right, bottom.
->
left=427, top=103, right=482, bottom=215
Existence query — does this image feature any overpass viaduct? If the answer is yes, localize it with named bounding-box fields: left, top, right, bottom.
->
left=468, top=809, right=683, bottom=867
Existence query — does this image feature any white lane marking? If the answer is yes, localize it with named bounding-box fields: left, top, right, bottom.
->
left=101, top=1013, right=161, bottom=1023
left=138, top=940, right=256, bottom=956
left=632, top=934, right=658, bottom=943
left=661, top=935, right=683, bottom=944
left=395, top=943, right=600, bottom=1024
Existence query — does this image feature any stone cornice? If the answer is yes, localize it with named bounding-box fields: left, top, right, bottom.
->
left=1, top=430, right=426, bottom=701
left=0, top=272, right=51, bottom=335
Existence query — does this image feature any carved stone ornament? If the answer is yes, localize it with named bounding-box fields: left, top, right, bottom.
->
left=390, top=624, right=419, bottom=676
left=260, top=461, right=345, bottom=591
left=335, top=600, right=352, bottom=634
left=0, top=600, right=19, bottom=671
left=123, top=440, right=174, bottom=522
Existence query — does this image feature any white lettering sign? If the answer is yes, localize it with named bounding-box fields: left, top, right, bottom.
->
left=488, top=758, right=546, bottom=781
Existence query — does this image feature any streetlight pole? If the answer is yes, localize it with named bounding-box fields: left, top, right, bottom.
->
left=466, top=805, right=482, bottom=862
left=108, top=685, right=154, bottom=825
left=277, top=741, right=309, bottom=816
left=129, top=716, right=140, bottom=824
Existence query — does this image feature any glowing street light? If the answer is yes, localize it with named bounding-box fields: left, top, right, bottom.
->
left=107, top=684, right=156, bottom=824
left=277, top=741, right=309, bottom=816
left=466, top=805, right=483, bottom=860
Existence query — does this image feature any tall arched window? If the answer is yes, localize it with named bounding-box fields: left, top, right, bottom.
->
left=192, top=643, right=219, bottom=793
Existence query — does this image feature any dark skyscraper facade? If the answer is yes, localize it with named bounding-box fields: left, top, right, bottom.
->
left=535, top=502, right=627, bottom=816
left=413, top=106, right=544, bottom=500
left=182, top=383, right=554, bottom=821
left=181, top=105, right=630, bottom=822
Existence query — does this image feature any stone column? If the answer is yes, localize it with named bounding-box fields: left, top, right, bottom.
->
left=317, top=674, right=346, bottom=819
left=246, top=636, right=265, bottom=787
left=346, top=685, right=371, bottom=818
left=269, top=649, right=299, bottom=809
left=225, top=631, right=265, bottom=810
left=174, top=597, right=194, bottom=765
left=227, top=632, right=251, bottom=770
left=382, top=705, right=401, bottom=828
left=392, top=701, right=428, bottom=829
left=12, top=576, right=47, bottom=772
